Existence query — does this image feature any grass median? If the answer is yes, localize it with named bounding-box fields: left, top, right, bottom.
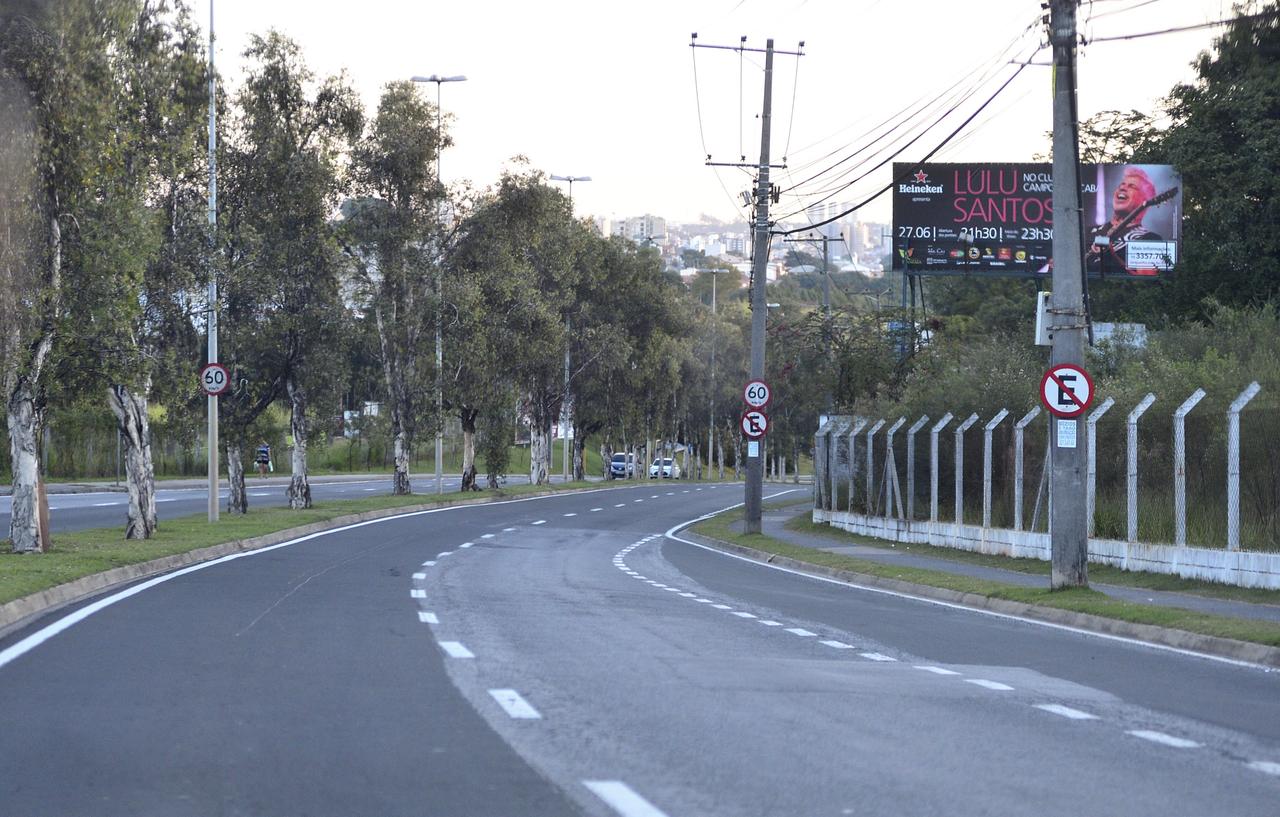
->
left=0, top=481, right=601, bottom=606
left=690, top=506, right=1280, bottom=649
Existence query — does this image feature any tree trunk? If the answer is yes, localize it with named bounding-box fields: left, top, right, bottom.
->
left=460, top=407, right=478, bottom=491
left=717, top=436, right=724, bottom=480
left=226, top=441, right=247, bottom=514
left=7, top=381, right=42, bottom=552
left=734, top=435, right=742, bottom=480
left=107, top=383, right=157, bottom=538
left=287, top=376, right=311, bottom=509
left=572, top=420, right=586, bottom=482
left=392, top=426, right=411, bottom=495
left=529, top=422, right=550, bottom=485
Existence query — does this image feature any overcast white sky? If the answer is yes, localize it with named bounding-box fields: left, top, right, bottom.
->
left=205, top=0, right=1234, bottom=226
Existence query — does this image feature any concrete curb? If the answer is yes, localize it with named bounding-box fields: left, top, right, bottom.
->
left=0, top=486, right=587, bottom=637
left=679, top=530, right=1280, bottom=670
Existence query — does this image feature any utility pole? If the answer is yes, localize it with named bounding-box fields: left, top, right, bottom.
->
left=550, top=174, right=591, bottom=484
left=1048, top=0, right=1089, bottom=588
left=744, top=39, right=775, bottom=534
left=206, top=0, right=219, bottom=523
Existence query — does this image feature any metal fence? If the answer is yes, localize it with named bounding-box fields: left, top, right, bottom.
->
left=814, top=383, right=1280, bottom=555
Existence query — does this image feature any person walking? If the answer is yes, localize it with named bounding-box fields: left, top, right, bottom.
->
left=254, top=441, right=272, bottom=478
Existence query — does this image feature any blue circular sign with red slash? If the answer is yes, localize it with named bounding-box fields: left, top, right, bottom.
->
left=1040, top=364, right=1094, bottom=418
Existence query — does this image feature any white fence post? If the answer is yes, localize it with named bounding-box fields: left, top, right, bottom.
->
left=884, top=417, right=906, bottom=517
left=1085, top=397, right=1116, bottom=537
left=1013, top=407, right=1040, bottom=531
left=1227, top=382, right=1262, bottom=551
left=906, top=415, right=930, bottom=524
left=1126, top=393, right=1156, bottom=543
left=847, top=418, right=867, bottom=513
left=930, top=413, right=954, bottom=523
left=1173, top=388, right=1207, bottom=546
left=982, top=409, right=1010, bottom=529
left=954, top=413, right=980, bottom=524
left=865, top=419, right=886, bottom=515
left=813, top=430, right=825, bottom=510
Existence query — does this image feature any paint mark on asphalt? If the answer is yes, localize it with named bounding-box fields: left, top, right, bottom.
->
left=785, top=628, right=816, bottom=637
left=583, top=780, right=670, bottom=817
left=412, top=573, right=426, bottom=580
left=410, top=589, right=426, bottom=599
left=1127, top=730, right=1199, bottom=749
left=438, top=641, right=475, bottom=659
left=966, top=679, right=1014, bottom=691
left=915, top=666, right=961, bottom=676
left=860, top=652, right=897, bottom=662
left=821, top=640, right=854, bottom=649
left=489, top=689, right=542, bottom=719
left=1034, top=704, right=1097, bottom=720
left=417, top=611, right=439, bottom=624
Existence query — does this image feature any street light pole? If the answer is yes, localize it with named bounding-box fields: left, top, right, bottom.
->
left=550, top=174, right=592, bottom=483
left=411, top=74, right=466, bottom=496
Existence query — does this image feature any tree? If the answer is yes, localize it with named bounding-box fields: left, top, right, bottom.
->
left=344, top=81, right=444, bottom=495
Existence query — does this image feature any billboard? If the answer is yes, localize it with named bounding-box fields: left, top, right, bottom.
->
left=891, top=162, right=1182, bottom=278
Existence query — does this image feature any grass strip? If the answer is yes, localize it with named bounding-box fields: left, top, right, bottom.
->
left=782, top=509, right=1280, bottom=606
left=692, top=508, right=1280, bottom=649
left=0, top=481, right=599, bottom=606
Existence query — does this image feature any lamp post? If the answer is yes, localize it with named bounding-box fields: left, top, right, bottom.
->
left=550, top=174, right=591, bottom=483
left=411, top=73, right=466, bottom=495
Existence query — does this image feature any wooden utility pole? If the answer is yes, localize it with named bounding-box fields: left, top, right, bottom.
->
left=1048, top=0, right=1089, bottom=588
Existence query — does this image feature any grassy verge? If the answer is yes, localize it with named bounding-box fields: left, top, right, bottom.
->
left=0, top=481, right=602, bottom=606
left=691, top=507, right=1280, bottom=649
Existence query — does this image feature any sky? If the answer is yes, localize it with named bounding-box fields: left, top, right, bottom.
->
left=203, top=0, right=1237, bottom=227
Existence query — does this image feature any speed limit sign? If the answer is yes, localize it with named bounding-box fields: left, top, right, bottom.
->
left=743, top=379, right=772, bottom=409
left=200, top=363, right=229, bottom=396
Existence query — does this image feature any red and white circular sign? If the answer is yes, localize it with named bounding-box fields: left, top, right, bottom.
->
left=1040, top=364, right=1094, bottom=418
left=740, top=410, right=769, bottom=439
left=743, top=379, right=772, bottom=410
left=200, top=363, right=230, bottom=396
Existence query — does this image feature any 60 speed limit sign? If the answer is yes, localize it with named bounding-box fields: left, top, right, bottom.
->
left=743, top=379, right=772, bottom=409
left=200, top=363, right=229, bottom=396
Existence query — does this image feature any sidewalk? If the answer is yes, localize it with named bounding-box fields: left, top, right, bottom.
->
left=744, top=503, right=1280, bottom=626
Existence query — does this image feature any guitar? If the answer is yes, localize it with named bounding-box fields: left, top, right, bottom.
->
left=1087, top=186, right=1179, bottom=273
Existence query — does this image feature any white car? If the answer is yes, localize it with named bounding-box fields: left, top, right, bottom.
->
left=649, top=458, right=681, bottom=479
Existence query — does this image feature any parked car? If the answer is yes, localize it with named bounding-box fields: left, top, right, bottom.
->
left=609, top=453, right=636, bottom=479
left=649, top=457, right=681, bottom=479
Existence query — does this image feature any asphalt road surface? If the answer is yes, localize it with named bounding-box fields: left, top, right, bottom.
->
left=2, top=483, right=1278, bottom=816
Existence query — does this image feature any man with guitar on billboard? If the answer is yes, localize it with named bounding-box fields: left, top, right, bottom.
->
left=1086, top=166, right=1177, bottom=275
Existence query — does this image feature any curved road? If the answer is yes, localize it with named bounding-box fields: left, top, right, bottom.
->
left=2, top=483, right=1278, bottom=816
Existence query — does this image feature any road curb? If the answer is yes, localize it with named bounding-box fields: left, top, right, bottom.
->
left=679, top=530, right=1280, bottom=670
left=0, top=486, right=589, bottom=637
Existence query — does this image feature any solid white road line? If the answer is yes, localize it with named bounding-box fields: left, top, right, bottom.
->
left=1034, top=704, right=1098, bottom=720
left=785, top=628, right=816, bottom=637
left=417, top=611, right=439, bottom=624
left=1127, top=730, right=1200, bottom=749
left=488, top=688, right=542, bottom=719
left=966, top=679, right=1014, bottom=691
left=915, top=666, right=961, bottom=675
left=410, top=589, right=426, bottom=598
left=583, top=780, right=670, bottom=817
left=1247, top=760, right=1280, bottom=776
left=860, top=652, right=897, bottom=662
left=438, top=641, right=475, bottom=659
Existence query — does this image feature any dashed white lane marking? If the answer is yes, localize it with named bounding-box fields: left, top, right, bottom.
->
left=438, top=551, right=453, bottom=557
left=156, top=498, right=177, bottom=502
left=712, top=604, right=733, bottom=610
left=665, top=492, right=674, bottom=496
left=410, top=589, right=426, bottom=598
left=1035, top=704, right=1098, bottom=720
left=363, top=487, right=377, bottom=491
left=966, top=679, right=1014, bottom=691
left=678, top=592, right=696, bottom=597
left=821, top=640, right=855, bottom=649
left=1247, top=761, right=1280, bottom=776
left=503, top=527, right=518, bottom=532
left=695, top=598, right=714, bottom=604
left=422, top=561, right=437, bottom=567
left=785, top=628, right=816, bottom=637
left=417, top=611, right=439, bottom=624
left=583, top=780, right=670, bottom=817
left=489, top=689, right=542, bottom=719
left=860, top=652, right=897, bottom=662
left=93, top=502, right=115, bottom=507
left=615, top=503, right=627, bottom=507
left=460, top=542, right=474, bottom=548
left=650, top=495, right=659, bottom=499
left=633, top=499, right=644, bottom=503
left=439, top=641, right=475, bottom=659
left=532, top=520, right=547, bottom=526
left=591, top=508, right=603, bottom=512
left=481, top=533, right=497, bottom=538
left=759, top=620, right=783, bottom=626
left=731, top=611, right=757, bottom=619
left=250, top=492, right=270, bottom=497
left=1127, top=730, right=1200, bottom=749
left=682, top=490, right=690, bottom=493
left=412, top=573, right=426, bottom=580
left=564, top=512, right=577, bottom=517
left=664, top=587, right=681, bottom=593
left=915, top=666, right=961, bottom=676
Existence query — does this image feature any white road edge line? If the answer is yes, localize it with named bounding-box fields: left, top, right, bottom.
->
left=438, top=641, right=475, bottom=659
left=1127, top=730, right=1200, bottom=749
left=488, top=688, right=542, bottom=719
left=1034, top=703, right=1098, bottom=720
left=0, top=485, right=630, bottom=671
left=660, top=493, right=1273, bottom=671
left=583, top=780, right=670, bottom=817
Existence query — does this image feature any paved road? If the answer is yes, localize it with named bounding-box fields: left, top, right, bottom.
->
left=2, top=483, right=1277, bottom=816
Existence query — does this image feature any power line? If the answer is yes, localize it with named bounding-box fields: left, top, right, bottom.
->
left=1085, top=9, right=1278, bottom=42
